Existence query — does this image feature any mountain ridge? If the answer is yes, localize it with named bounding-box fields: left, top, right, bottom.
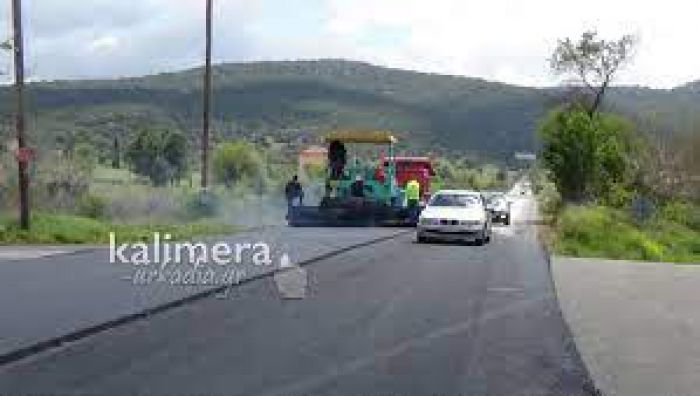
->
left=0, top=59, right=697, bottom=162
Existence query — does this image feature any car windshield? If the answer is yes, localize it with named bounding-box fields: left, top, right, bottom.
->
left=429, top=194, right=481, bottom=207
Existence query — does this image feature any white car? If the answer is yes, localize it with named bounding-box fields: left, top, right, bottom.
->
left=485, top=193, right=511, bottom=225
left=416, top=190, right=492, bottom=245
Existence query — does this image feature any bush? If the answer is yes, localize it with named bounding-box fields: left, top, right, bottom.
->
left=537, top=177, right=562, bottom=222
left=661, top=201, right=700, bottom=231
left=538, top=108, right=636, bottom=202
left=126, top=129, right=188, bottom=186
left=213, top=142, right=263, bottom=188
left=184, top=190, right=221, bottom=219
left=77, top=194, right=108, bottom=219
left=600, top=183, right=634, bottom=208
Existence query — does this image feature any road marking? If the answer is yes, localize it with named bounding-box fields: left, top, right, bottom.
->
left=487, top=287, right=523, bottom=293
left=0, top=250, right=71, bottom=260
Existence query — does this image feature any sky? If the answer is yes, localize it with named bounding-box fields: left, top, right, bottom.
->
left=0, top=0, right=698, bottom=88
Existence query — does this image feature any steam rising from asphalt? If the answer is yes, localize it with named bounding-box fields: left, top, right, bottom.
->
left=216, top=193, right=287, bottom=227
left=212, top=166, right=326, bottom=228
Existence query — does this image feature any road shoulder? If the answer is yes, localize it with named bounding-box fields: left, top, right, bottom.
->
left=552, top=256, right=700, bottom=396
left=0, top=245, right=102, bottom=262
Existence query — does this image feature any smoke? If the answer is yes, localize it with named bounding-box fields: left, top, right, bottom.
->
left=216, top=193, right=288, bottom=228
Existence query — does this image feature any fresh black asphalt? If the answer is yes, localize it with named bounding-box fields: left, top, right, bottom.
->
left=0, top=221, right=594, bottom=395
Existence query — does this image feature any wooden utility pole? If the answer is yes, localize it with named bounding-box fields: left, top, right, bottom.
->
left=201, top=0, right=212, bottom=189
left=12, top=0, right=29, bottom=229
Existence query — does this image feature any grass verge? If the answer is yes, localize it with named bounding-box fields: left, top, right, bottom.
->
left=0, top=213, right=237, bottom=245
left=553, top=205, right=700, bottom=264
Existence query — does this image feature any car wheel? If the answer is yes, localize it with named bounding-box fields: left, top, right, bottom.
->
left=474, top=230, right=485, bottom=246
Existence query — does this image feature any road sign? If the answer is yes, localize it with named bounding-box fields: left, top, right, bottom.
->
left=14, top=147, right=35, bottom=163
left=631, top=196, right=655, bottom=223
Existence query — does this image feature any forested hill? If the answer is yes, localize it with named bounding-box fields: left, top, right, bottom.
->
left=0, top=60, right=698, bottom=161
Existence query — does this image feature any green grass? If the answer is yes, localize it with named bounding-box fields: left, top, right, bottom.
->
left=0, top=213, right=237, bottom=245
left=92, top=166, right=200, bottom=189
left=553, top=205, right=700, bottom=264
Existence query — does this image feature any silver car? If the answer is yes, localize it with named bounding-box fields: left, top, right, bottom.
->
left=417, top=190, right=492, bottom=245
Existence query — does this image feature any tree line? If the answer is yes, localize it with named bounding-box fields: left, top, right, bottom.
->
left=539, top=30, right=698, bottom=209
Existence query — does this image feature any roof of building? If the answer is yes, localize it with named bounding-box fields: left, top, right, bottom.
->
left=324, top=130, right=397, bottom=144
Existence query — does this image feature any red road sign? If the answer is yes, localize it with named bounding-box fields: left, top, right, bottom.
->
left=14, top=147, right=35, bottom=163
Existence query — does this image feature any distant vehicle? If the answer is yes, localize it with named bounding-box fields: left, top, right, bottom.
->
left=392, top=156, right=436, bottom=203
left=485, top=193, right=511, bottom=225
left=416, top=190, right=492, bottom=245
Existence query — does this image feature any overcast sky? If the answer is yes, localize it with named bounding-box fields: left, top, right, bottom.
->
left=1, top=0, right=698, bottom=88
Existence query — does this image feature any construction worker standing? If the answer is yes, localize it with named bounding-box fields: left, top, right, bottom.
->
left=406, top=179, right=421, bottom=224
left=285, top=175, right=304, bottom=219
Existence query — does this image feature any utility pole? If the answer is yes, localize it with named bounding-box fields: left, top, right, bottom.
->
left=12, top=0, right=29, bottom=230
left=201, top=0, right=212, bottom=189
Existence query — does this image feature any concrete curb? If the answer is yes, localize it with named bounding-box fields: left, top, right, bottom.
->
left=536, top=231, right=604, bottom=396
left=0, top=229, right=411, bottom=367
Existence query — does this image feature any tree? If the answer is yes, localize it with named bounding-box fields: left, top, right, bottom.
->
left=213, top=142, right=263, bottom=188
left=539, top=107, right=636, bottom=203
left=550, top=31, right=635, bottom=117
left=125, top=129, right=189, bottom=186
left=163, top=131, right=188, bottom=183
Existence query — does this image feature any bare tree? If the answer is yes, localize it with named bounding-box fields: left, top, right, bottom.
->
left=550, top=31, right=636, bottom=117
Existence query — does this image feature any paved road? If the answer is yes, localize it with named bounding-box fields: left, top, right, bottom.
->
left=0, top=227, right=405, bottom=358
left=0, top=196, right=593, bottom=395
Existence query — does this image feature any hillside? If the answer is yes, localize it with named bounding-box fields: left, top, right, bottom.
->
left=0, top=60, right=698, bottom=162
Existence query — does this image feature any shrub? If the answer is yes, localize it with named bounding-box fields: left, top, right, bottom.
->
left=600, top=183, right=634, bottom=208
left=213, top=142, right=263, bottom=188
left=538, top=178, right=562, bottom=222
left=126, top=129, right=188, bottom=186
left=661, top=201, right=700, bottom=231
left=184, top=190, right=221, bottom=219
left=538, top=108, right=636, bottom=202
left=77, top=194, right=108, bottom=219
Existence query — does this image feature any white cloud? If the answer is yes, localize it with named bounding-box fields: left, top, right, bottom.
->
left=87, top=35, right=119, bottom=53
left=0, top=0, right=698, bottom=87
left=321, top=0, right=700, bottom=88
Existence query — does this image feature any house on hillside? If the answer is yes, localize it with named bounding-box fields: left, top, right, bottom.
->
left=298, top=145, right=327, bottom=169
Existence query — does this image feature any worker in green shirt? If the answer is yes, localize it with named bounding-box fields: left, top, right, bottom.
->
left=406, top=179, right=421, bottom=225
